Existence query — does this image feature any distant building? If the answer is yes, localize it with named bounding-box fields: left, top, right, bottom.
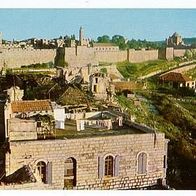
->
left=89, top=72, right=115, bottom=100
left=79, top=26, right=90, bottom=47
left=166, top=32, right=184, bottom=47
left=159, top=72, right=196, bottom=90
left=92, top=42, right=119, bottom=51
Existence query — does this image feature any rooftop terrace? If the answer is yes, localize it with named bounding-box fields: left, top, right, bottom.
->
left=53, top=120, right=146, bottom=139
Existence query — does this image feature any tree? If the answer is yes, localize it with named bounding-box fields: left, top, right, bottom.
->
left=184, top=50, right=193, bottom=59
left=71, top=34, right=76, bottom=40
left=111, top=35, right=127, bottom=50
left=97, top=35, right=110, bottom=43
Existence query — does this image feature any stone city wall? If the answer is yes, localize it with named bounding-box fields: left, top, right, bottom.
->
left=173, top=49, right=186, bottom=57
left=4, top=133, right=167, bottom=190
left=0, top=46, right=189, bottom=69
left=128, top=49, right=159, bottom=63
left=64, top=46, right=98, bottom=67
left=65, top=47, right=159, bottom=66
left=158, top=47, right=174, bottom=60
left=0, top=48, right=56, bottom=69
left=95, top=50, right=127, bottom=63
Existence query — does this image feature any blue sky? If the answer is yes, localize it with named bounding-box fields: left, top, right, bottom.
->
left=0, top=9, right=196, bottom=41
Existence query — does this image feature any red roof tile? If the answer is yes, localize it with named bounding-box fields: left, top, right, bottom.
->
left=11, top=100, right=52, bottom=113
left=160, top=72, right=192, bottom=82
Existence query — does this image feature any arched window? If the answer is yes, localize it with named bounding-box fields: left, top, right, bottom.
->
left=64, top=157, right=77, bottom=189
left=138, top=152, right=147, bottom=174
left=104, top=156, right=114, bottom=177
left=37, top=161, right=47, bottom=183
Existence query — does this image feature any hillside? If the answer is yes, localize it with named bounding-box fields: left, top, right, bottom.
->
left=116, top=59, right=181, bottom=80
left=183, top=37, right=196, bottom=45
left=116, top=93, right=196, bottom=189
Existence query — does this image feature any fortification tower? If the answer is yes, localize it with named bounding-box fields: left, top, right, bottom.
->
left=79, top=26, right=84, bottom=46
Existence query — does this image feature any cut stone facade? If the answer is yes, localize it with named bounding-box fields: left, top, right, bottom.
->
left=3, top=133, right=168, bottom=190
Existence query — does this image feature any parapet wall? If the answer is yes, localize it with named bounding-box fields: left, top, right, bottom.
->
left=0, top=48, right=56, bottom=69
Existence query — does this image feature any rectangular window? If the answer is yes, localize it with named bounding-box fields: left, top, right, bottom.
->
left=94, top=85, right=98, bottom=93
left=105, top=156, right=114, bottom=177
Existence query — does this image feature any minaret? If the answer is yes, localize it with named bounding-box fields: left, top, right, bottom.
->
left=79, top=26, right=84, bottom=46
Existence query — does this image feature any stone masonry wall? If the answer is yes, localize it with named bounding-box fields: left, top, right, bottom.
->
left=173, top=49, right=186, bottom=57
left=4, top=133, right=167, bottom=190
left=128, top=49, right=159, bottom=63
left=0, top=182, right=56, bottom=190
left=64, top=46, right=98, bottom=67
left=65, top=47, right=159, bottom=66
left=95, top=51, right=127, bottom=63
left=8, top=118, right=37, bottom=141
left=0, top=48, right=56, bottom=69
left=158, top=47, right=174, bottom=60
left=0, top=46, right=183, bottom=69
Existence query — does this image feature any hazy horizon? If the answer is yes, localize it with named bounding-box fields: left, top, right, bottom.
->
left=0, top=9, right=196, bottom=41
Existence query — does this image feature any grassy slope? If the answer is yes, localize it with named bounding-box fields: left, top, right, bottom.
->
left=184, top=67, right=196, bottom=80
left=116, top=59, right=180, bottom=79
left=116, top=93, right=196, bottom=189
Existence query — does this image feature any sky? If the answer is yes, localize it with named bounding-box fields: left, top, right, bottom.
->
left=0, top=9, right=196, bottom=41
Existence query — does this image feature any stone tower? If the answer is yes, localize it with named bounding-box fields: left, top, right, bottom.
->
left=79, top=26, right=84, bottom=46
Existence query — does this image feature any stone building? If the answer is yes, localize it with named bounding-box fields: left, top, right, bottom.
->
left=3, top=87, right=54, bottom=140
left=0, top=105, right=169, bottom=190
left=166, top=32, right=184, bottom=47
left=0, top=85, right=169, bottom=190
left=89, top=72, right=115, bottom=101
left=92, top=43, right=119, bottom=51
left=79, top=26, right=90, bottom=47
left=159, top=72, right=196, bottom=90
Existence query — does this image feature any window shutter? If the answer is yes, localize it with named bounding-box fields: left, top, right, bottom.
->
left=138, top=154, right=142, bottom=174
left=142, top=153, right=147, bottom=173
left=138, top=153, right=147, bottom=174
left=114, top=155, right=120, bottom=177
left=98, top=156, right=104, bottom=179
left=46, top=162, right=52, bottom=184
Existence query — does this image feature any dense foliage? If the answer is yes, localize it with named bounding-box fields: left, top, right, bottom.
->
left=96, top=35, right=164, bottom=50
left=117, top=93, right=196, bottom=189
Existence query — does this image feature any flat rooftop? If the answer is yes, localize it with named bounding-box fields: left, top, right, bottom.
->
left=54, top=120, right=146, bottom=139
